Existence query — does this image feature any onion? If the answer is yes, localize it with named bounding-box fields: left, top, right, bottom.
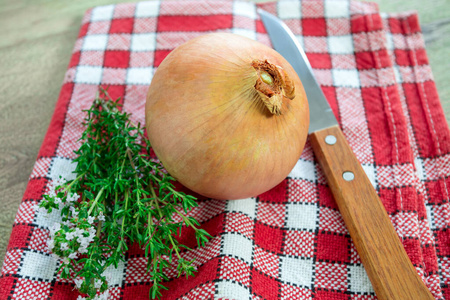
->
left=145, top=33, right=309, bottom=200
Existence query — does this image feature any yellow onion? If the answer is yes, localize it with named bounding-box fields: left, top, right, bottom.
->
left=145, top=33, right=309, bottom=200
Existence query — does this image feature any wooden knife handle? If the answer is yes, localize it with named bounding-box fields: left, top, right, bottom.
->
left=310, top=125, right=434, bottom=300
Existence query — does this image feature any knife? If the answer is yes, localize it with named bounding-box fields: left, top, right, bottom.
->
left=258, top=9, right=434, bottom=300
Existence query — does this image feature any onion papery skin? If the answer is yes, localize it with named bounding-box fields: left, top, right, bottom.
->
left=145, top=33, right=309, bottom=200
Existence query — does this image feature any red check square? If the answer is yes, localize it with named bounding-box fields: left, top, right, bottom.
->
left=251, top=268, right=280, bottom=300
left=307, top=53, right=332, bottom=69
left=254, top=222, right=284, bottom=254
left=7, top=225, right=33, bottom=250
left=356, top=51, right=375, bottom=70
left=259, top=180, right=287, bottom=203
left=78, top=23, right=89, bottom=38
left=154, top=50, right=171, bottom=67
left=388, top=17, right=403, bottom=34
left=23, top=178, right=48, bottom=200
left=315, top=290, right=349, bottom=299
left=318, top=183, right=338, bottom=210
left=104, top=50, right=130, bottom=68
left=436, top=229, right=450, bottom=256
left=110, top=18, right=134, bottom=34
left=316, top=232, right=350, bottom=263
left=302, top=18, right=326, bottom=36
left=351, top=15, right=367, bottom=33
left=69, top=51, right=81, bottom=68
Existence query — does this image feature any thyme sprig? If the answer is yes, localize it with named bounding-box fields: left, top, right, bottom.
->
left=39, top=90, right=211, bottom=299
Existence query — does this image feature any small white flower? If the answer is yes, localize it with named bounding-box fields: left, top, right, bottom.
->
left=67, top=192, right=80, bottom=203
left=88, top=226, right=96, bottom=237
left=65, top=231, right=75, bottom=241
left=98, top=212, right=105, bottom=221
left=70, top=206, right=79, bottom=217
left=87, top=216, right=95, bottom=224
left=94, top=278, right=103, bottom=289
left=69, top=252, right=78, bottom=259
left=48, top=189, right=57, bottom=198
left=79, top=246, right=88, bottom=254
left=54, top=197, right=62, bottom=205
left=49, top=223, right=61, bottom=236
left=74, top=278, right=84, bottom=289
left=104, top=274, right=113, bottom=287
left=60, top=242, right=69, bottom=251
left=75, top=228, right=85, bottom=238
left=55, top=177, right=66, bottom=187
left=47, top=239, right=55, bottom=250
left=62, top=257, right=70, bottom=264
left=62, top=220, right=73, bottom=227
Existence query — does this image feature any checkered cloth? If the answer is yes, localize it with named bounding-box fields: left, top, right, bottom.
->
left=1, top=0, right=450, bottom=299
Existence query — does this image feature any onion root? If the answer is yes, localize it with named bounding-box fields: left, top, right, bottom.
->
left=252, top=59, right=295, bottom=115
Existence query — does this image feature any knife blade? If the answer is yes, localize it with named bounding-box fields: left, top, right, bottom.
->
left=258, top=9, right=434, bottom=300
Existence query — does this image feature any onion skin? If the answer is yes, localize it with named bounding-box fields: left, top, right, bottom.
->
left=145, top=33, right=309, bottom=200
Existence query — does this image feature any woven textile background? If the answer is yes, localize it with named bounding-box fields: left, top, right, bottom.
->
left=1, top=0, right=449, bottom=299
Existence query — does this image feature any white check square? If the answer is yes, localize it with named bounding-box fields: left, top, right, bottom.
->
left=215, top=280, right=251, bottom=300
left=361, top=164, right=376, bottom=188
left=414, top=157, right=425, bottom=181
left=226, top=197, right=257, bottom=219
left=222, top=233, right=253, bottom=264
left=18, top=251, right=58, bottom=281
left=90, top=5, right=115, bottom=22
left=82, top=34, right=108, bottom=51
left=328, top=35, right=354, bottom=54
left=285, top=203, right=318, bottom=231
left=348, top=264, right=375, bottom=294
left=332, top=69, right=360, bottom=87
left=135, top=1, right=160, bottom=18
left=49, top=157, right=77, bottom=181
left=126, top=67, right=153, bottom=85
left=288, top=159, right=316, bottom=182
left=232, top=28, right=256, bottom=41
left=278, top=0, right=302, bottom=19
left=233, top=1, right=257, bottom=19
left=280, top=256, right=313, bottom=287
left=35, top=205, right=63, bottom=229
left=385, top=32, right=394, bottom=50
left=324, top=0, right=349, bottom=18
left=75, top=66, right=103, bottom=85
left=102, top=260, right=126, bottom=286
left=131, top=33, right=156, bottom=52
left=393, top=65, right=403, bottom=83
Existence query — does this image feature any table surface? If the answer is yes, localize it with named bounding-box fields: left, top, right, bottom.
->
left=1, top=0, right=449, bottom=268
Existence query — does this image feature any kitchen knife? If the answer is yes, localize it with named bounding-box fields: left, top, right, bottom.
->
left=258, top=9, right=434, bottom=300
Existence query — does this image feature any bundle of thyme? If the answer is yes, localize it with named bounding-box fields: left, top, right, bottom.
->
left=38, top=90, right=211, bottom=299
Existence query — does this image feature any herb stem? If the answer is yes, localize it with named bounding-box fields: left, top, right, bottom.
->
left=174, top=209, right=196, bottom=229
left=87, top=187, right=105, bottom=215
left=168, top=234, right=182, bottom=260
left=62, top=173, right=85, bottom=193
left=120, top=190, right=129, bottom=241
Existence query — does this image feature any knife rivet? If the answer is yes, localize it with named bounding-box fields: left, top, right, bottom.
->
left=343, top=171, right=355, bottom=181
left=325, top=135, right=337, bottom=145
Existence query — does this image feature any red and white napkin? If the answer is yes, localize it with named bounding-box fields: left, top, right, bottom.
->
left=1, top=0, right=449, bottom=299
